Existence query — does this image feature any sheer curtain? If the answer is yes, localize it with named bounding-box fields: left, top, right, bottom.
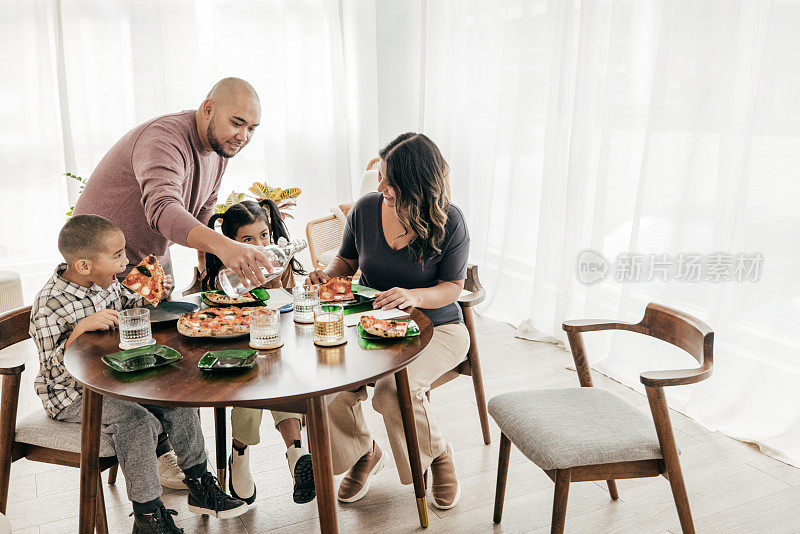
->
left=423, top=0, right=800, bottom=466
left=0, top=0, right=362, bottom=299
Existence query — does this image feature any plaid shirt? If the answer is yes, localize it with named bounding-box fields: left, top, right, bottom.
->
left=30, top=264, right=143, bottom=417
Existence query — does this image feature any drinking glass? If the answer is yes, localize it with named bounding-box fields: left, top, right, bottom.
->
left=293, top=285, right=320, bottom=324
left=119, top=308, right=153, bottom=350
left=313, top=304, right=345, bottom=346
left=249, top=309, right=282, bottom=349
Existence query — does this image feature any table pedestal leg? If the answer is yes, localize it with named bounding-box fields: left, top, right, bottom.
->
left=395, top=368, right=429, bottom=528
left=214, top=407, right=227, bottom=490
left=307, top=396, right=338, bottom=534
left=79, top=388, right=103, bottom=534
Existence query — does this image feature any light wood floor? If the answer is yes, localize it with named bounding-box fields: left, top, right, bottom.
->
left=2, top=314, right=799, bottom=533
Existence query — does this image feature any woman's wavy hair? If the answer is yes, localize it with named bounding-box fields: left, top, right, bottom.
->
left=201, top=199, right=306, bottom=291
left=379, top=132, right=450, bottom=262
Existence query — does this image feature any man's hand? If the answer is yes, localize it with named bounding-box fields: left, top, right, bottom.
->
left=163, top=274, right=174, bottom=298
left=217, top=241, right=270, bottom=288
left=77, top=309, right=120, bottom=333
left=373, top=287, right=419, bottom=311
left=305, top=269, right=330, bottom=286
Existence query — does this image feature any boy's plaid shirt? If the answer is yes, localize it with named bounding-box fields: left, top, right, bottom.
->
left=30, top=263, right=143, bottom=417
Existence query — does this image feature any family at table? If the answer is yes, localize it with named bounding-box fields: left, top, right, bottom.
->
left=29, top=78, right=470, bottom=533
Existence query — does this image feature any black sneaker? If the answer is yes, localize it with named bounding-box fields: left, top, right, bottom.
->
left=131, top=506, right=183, bottom=533
left=185, top=472, right=248, bottom=519
left=287, top=440, right=316, bottom=504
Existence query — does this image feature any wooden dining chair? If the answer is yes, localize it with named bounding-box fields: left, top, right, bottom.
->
left=489, top=303, right=713, bottom=533
left=0, top=306, right=119, bottom=533
left=428, top=264, right=491, bottom=445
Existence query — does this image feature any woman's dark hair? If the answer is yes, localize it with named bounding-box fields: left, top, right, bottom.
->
left=379, top=132, right=450, bottom=262
left=202, top=199, right=306, bottom=290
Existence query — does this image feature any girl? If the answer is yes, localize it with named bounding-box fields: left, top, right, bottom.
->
left=203, top=199, right=314, bottom=505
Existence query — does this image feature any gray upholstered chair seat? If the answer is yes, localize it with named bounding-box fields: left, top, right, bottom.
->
left=15, top=410, right=116, bottom=457
left=488, top=388, right=664, bottom=470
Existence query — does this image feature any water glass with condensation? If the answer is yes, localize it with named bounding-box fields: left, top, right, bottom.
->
left=119, top=308, right=153, bottom=349
left=293, top=285, right=320, bottom=324
left=250, top=309, right=282, bottom=349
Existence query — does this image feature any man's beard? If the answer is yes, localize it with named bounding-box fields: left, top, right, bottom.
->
left=207, top=121, right=236, bottom=158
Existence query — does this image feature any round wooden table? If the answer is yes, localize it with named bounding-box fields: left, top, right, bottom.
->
left=64, top=307, right=433, bottom=534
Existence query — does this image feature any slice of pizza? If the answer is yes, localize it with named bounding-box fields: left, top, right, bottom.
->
left=204, top=291, right=257, bottom=306
left=360, top=315, right=410, bottom=338
left=122, top=255, right=166, bottom=307
left=319, top=276, right=354, bottom=303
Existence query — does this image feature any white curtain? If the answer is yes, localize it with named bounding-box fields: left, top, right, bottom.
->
left=0, top=0, right=364, bottom=299
left=423, top=0, right=800, bottom=466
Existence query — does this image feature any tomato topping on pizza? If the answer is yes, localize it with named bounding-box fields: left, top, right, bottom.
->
left=122, top=255, right=166, bottom=307
left=319, top=276, right=354, bottom=302
left=359, top=315, right=410, bottom=338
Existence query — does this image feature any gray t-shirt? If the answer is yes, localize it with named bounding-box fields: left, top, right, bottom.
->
left=339, top=192, right=470, bottom=326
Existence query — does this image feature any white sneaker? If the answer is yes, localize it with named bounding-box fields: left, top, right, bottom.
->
left=287, top=440, right=315, bottom=504
left=229, top=443, right=256, bottom=504
left=158, top=450, right=188, bottom=490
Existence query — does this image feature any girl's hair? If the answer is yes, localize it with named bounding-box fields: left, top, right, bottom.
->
left=379, top=132, right=450, bottom=262
left=202, top=199, right=306, bottom=290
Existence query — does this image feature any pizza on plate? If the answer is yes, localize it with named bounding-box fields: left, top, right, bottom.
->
left=203, top=291, right=258, bottom=306
left=359, top=315, right=410, bottom=338
left=320, top=276, right=354, bottom=302
left=177, top=306, right=263, bottom=337
left=122, top=255, right=166, bottom=307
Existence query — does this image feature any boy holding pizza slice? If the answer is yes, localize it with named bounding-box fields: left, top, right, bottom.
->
left=30, top=215, right=248, bottom=533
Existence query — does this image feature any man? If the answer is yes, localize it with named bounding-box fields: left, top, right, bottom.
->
left=74, top=77, right=271, bottom=489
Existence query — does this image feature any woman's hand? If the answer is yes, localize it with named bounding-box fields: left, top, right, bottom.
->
left=305, top=269, right=330, bottom=286
left=373, top=287, right=420, bottom=311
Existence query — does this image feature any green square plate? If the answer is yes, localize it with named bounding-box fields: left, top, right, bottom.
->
left=201, top=287, right=270, bottom=307
left=198, top=349, right=258, bottom=371
left=102, top=345, right=182, bottom=373
left=357, top=318, right=420, bottom=340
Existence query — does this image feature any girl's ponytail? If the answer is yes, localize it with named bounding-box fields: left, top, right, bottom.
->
left=201, top=213, right=225, bottom=290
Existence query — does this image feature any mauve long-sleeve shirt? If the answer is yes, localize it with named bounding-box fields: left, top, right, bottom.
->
left=73, top=110, right=226, bottom=274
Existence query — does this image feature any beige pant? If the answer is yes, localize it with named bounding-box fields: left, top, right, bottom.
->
left=230, top=408, right=301, bottom=446
left=327, top=323, right=469, bottom=484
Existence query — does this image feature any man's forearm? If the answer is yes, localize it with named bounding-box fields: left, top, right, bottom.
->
left=186, top=224, right=231, bottom=254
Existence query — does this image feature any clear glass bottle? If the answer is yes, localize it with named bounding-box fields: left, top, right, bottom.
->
left=218, top=238, right=307, bottom=298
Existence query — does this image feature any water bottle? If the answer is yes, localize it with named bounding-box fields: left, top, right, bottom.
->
left=218, top=238, right=307, bottom=298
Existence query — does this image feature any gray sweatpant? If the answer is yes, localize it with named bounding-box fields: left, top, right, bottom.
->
left=56, top=395, right=207, bottom=504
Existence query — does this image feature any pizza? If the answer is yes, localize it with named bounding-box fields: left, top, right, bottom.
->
left=203, top=291, right=258, bottom=306
left=359, top=315, right=410, bottom=338
left=319, top=276, right=354, bottom=302
left=177, top=306, right=262, bottom=337
left=122, top=255, right=166, bottom=307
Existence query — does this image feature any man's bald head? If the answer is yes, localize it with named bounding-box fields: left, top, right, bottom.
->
left=196, top=78, right=261, bottom=158
left=206, top=77, right=260, bottom=104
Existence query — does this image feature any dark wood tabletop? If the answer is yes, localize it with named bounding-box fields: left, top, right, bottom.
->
left=63, top=308, right=433, bottom=410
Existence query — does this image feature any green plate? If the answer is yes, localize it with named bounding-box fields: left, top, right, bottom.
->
left=201, top=288, right=270, bottom=307
left=329, top=284, right=378, bottom=311
left=198, top=349, right=258, bottom=371
left=357, top=319, right=420, bottom=340
left=102, top=345, right=182, bottom=373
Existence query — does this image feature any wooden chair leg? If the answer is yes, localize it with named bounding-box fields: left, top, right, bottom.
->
left=646, top=386, right=695, bottom=534
left=107, top=463, right=118, bottom=485
left=551, top=469, right=571, bottom=534
left=463, top=307, right=491, bottom=445
left=95, top=469, right=109, bottom=534
left=0, top=372, right=21, bottom=514
left=214, top=407, right=227, bottom=491
left=493, top=432, right=512, bottom=523
left=607, top=479, right=619, bottom=499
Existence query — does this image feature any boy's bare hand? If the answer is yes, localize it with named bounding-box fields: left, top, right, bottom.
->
left=77, top=309, right=119, bottom=333
left=163, top=274, right=174, bottom=297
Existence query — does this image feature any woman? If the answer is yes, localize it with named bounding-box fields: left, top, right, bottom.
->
left=307, top=132, right=470, bottom=509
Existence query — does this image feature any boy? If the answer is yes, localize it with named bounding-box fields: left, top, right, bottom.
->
left=30, top=215, right=247, bottom=533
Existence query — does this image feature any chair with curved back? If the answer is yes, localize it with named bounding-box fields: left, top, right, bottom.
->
left=0, top=306, right=118, bottom=533
left=489, top=302, right=714, bottom=533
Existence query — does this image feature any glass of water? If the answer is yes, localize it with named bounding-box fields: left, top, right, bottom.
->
left=313, top=304, right=345, bottom=346
left=250, top=309, right=282, bottom=349
left=293, top=285, right=320, bottom=324
left=119, top=308, right=153, bottom=350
